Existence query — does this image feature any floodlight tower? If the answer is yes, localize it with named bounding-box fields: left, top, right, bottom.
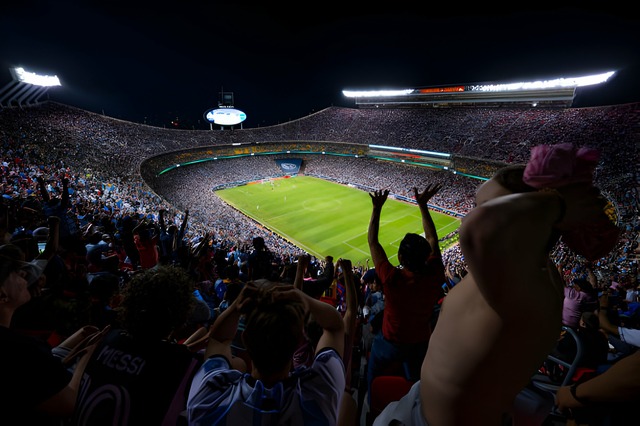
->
left=0, top=67, right=61, bottom=109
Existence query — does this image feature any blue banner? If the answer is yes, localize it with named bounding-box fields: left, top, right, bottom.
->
left=275, top=158, right=302, bottom=174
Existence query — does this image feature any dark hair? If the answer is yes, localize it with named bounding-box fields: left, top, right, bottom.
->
left=241, top=283, right=305, bottom=376
left=224, top=281, right=244, bottom=304
left=580, top=311, right=600, bottom=330
left=398, top=233, right=431, bottom=272
left=573, top=278, right=594, bottom=293
left=252, top=236, right=265, bottom=250
left=89, top=273, right=120, bottom=302
left=117, top=265, right=195, bottom=340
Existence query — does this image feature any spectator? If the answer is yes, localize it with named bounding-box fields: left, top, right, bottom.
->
left=598, top=291, right=640, bottom=361
left=374, top=144, right=620, bottom=425
left=290, top=255, right=359, bottom=424
left=0, top=243, right=105, bottom=425
left=187, top=258, right=345, bottom=424
left=9, top=215, right=71, bottom=336
left=117, top=215, right=141, bottom=269
left=70, top=265, right=202, bottom=425
left=362, top=269, right=384, bottom=325
left=562, top=274, right=599, bottom=330
left=544, top=311, right=610, bottom=382
left=132, top=217, right=159, bottom=270
left=217, top=279, right=244, bottom=315
left=361, top=268, right=384, bottom=356
left=366, top=183, right=446, bottom=403
left=291, top=256, right=325, bottom=370
left=247, top=236, right=276, bottom=280
left=300, top=254, right=335, bottom=299
left=158, top=208, right=189, bottom=266
left=338, top=257, right=360, bottom=425
left=86, top=272, right=120, bottom=329
left=624, top=282, right=639, bottom=304
left=36, top=175, right=80, bottom=244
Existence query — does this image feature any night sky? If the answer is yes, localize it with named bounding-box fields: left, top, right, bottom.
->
left=1, top=3, right=639, bottom=129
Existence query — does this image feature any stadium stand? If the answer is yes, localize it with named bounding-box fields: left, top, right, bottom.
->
left=0, top=100, right=638, bottom=424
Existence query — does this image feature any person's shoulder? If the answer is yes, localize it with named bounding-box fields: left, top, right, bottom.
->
left=185, top=366, right=247, bottom=423
left=312, top=348, right=345, bottom=373
left=619, top=326, right=640, bottom=346
left=375, top=258, right=394, bottom=274
left=315, top=346, right=342, bottom=360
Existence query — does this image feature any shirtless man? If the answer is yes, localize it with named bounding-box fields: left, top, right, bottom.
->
left=373, top=144, right=620, bottom=425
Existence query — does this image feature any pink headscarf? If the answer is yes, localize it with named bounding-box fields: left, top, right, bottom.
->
left=523, top=143, right=620, bottom=261
left=523, top=143, right=600, bottom=189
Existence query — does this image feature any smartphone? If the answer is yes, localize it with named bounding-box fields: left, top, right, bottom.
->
left=37, top=242, right=46, bottom=254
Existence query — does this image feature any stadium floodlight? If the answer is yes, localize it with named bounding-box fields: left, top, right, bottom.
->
left=342, top=89, right=414, bottom=98
left=11, top=67, right=61, bottom=87
left=472, top=71, right=616, bottom=92
left=1, top=67, right=61, bottom=108
left=342, top=71, right=616, bottom=99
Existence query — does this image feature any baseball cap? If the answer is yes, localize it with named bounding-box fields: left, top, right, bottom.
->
left=0, top=244, right=47, bottom=287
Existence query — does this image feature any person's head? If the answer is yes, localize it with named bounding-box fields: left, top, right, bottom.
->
left=241, top=282, right=305, bottom=376
left=224, top=281, right=243, bottom=304
left=361, top=268, right=380, bottom=286
left=0, top=244, right=31, bottom=311
left=398, top=233, right=431, bottom=273
left=579, top=311, right=599, bottom=330
left=88, top=231, right=103, bottom=245
left=224, top=263, right=240, bottom=281
left=89, top=272, right=120, bottom=304
left=252, top=236, right=265, bottom=251
left=117, top=265, right=195, bottom=340
left=573, top=277, right=594, bottom=294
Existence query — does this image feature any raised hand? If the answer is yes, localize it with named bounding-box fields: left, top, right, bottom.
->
left=414, top=183, right=442, bottom=205
left=369, top=189, right=389, bottom=209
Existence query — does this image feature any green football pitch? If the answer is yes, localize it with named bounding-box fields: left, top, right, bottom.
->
left=216, top=175, right=460, bottom=266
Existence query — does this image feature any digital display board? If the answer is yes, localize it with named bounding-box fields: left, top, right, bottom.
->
left=204, top=108, right=247, bottom=126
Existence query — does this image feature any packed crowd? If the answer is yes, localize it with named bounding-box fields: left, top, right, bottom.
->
left=0, top=101, right=639, bottom=425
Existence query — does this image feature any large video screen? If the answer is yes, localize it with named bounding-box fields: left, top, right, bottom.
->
left=204, top=108, right=247, bottom=126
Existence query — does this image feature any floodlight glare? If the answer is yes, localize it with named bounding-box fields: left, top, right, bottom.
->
left=13, top=67, right=61, bottom=87
left=342, top=89, right=414, bottom=98
left=343, top=71, right=616, bottom=99
left=472, top=71, right=616, bottom=92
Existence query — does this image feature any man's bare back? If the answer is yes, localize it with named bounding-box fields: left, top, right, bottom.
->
left=421, top=263, right=564, bottom=425
left=420, top=152, right=618, bottom=424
